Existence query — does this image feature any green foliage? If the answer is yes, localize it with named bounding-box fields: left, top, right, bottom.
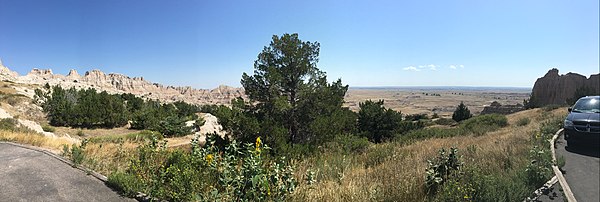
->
left=108, top=136, right=297, bottom=201
left=425, top=148, right=463, bottom=195
left=540, top=117, right=562, bottom=136
left=357, top=100, right=403, bottom=143
left=0, top=118, right=18, bottom=131
left=108, top=138, right=297, bottom=201
left=525, top=145, right=553, bottom=188
left=234, top=33, right=352, bottom=154
left=434, top=167, right=530, bottom=202
left=396, top=114, right=509, bottom=144
left=41, top=124, right=55, bottom=132
left=405, top=113, right=429, bottom=121
left=106, top=171, right=144, bottom=197
left=156, top=115, right=192, bottom=137
left=88, top=130, right=162, bottom=144
left=37, top=85, right=198, bottom=137
left=452, top=101, right=472, bottom=122
left=516, top=117, right=531, bottom=126
left=194, top=117, right=205, bottom=130
left=242, top=33, right=325, bottom=145
left=461, top=114, right=508, bottom=136
left=211, top=98, right=260, bottom=143
left=62, top=139, right=89, bottom=166
left=432, top=115, right=560, bottom=201
left=322, top=134, right=370, bottom=154
left=0, top=118, right=36, bottom=133
left=37, top=86, right=128, bottom=128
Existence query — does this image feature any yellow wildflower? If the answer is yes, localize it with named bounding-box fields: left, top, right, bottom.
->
left=256, top=137, right=262, bottom=152
left=206, top=154, right=214, bottom=164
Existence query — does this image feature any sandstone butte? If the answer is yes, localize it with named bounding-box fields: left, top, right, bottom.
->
left=0, top=59, right=245, bottom=105
left=531, top=68, right=600, bottom=106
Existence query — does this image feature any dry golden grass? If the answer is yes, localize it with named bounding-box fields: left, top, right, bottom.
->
left=82, top=141, right=139, bottom=176
left=53, top=126, right=141, bottom=137
left=290, top=108, right=566, bottom=201
left=0, top=130, right=78, bottom=153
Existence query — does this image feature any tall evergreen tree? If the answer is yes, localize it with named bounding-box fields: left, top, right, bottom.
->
left=452, top=101, right=472, bottom=122
left=241, top=33, right=349, bottom=146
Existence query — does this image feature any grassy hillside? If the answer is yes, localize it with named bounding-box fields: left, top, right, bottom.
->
left=0, top=107, right=566, bottom=201
left=290, top=107, right=565, bottom=201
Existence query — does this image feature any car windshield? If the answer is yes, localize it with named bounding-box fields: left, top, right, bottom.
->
left=572, top=97, right=600, bottom=113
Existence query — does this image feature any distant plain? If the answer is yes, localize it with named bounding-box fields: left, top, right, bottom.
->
left=344, top=87, right=531, bottom=117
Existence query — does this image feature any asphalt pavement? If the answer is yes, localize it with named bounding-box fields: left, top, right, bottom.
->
left=0, top=142, right=133, bottom=202
left=555, top=134, right=600, bottom=202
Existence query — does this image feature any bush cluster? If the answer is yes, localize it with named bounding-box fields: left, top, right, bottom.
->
left=35, top=86, right=199, bottom=137
left=107, top=135, right=297, bottom=201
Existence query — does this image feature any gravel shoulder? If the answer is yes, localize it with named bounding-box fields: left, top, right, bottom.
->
left=0, top=142, right=133, bottom=202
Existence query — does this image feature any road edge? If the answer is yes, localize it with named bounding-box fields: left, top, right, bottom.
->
left=0, top=141, right=108, bottom=182
left=550, top=129, right=577, bottom=202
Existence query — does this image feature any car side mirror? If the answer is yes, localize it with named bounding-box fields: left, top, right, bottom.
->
left=568, top=107, right=572, bottom=112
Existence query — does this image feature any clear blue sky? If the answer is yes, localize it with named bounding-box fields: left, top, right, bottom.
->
left=1, top=0, right=598, bottom=88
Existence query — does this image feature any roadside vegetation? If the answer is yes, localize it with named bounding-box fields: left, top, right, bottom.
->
left=0, top=118, right=75, bottom=151
left=1, top=33, right=566, bottom=201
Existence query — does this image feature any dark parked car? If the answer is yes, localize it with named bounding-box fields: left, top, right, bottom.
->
left=563, top=96, right=600, bottom=147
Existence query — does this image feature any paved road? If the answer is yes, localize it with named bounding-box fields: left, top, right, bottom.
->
left=555, top=134, right=600, bottom=202
left=0, top=142, right=133, bottom=202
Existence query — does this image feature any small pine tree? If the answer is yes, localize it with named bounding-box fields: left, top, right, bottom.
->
left=452, top=102, right=472, bottom=122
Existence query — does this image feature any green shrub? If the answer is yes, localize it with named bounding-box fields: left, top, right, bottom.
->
left=62, top=139, right=88, bottom=166
left=0, top=118, right=19, bottom=131
left=435, top=167, right=530, bottom=202
left=425, top=148, right=463, bottom=195
left=41, top=124, right=55, bottom=132
left=76, top=130, right=85, bottom=137
left=434, top=118, right=456, bottom=126
left=461, top=114, right=508, bottom=136
left=108, top=136, right=297, bottom=201
left=106, top=172, right=143, bottom=197
left=323, top=134, right=370, bottom=154
left=0, top=118, right=37, bottom=134
left=516, top=117, right=530, bottom=126
left=540, top=117, right=562, bottom=135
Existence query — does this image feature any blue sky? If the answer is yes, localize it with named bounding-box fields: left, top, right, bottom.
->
left=0, top=0, right=598, bottom=88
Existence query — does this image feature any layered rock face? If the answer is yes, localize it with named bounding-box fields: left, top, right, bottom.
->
left=0, top=59, right=19, bottom=80
left=1, top=62, right=244, bottom=105
left=480, top=101, right=524, bottom=115
left=531, top=68, right=600, bottom=106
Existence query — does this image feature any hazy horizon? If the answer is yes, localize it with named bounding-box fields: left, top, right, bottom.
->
left=1, top=0, right=598, bottom=89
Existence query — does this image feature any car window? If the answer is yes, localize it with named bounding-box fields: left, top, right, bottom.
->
left=572, top=98, right=600, bottom=113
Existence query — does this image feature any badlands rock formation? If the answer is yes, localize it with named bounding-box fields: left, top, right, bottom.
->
left=0, top=60, right=244, bottom=105
left=531, top=68, right=599, bottom=106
